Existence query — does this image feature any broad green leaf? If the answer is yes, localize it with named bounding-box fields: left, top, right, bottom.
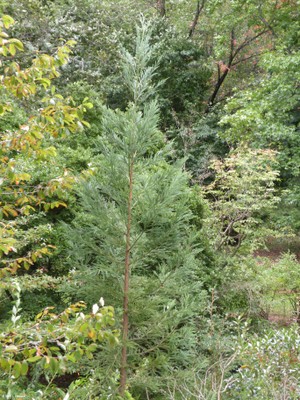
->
left=13, top=362, right=22, bottom=378
left=27, top=356, right=42, bottom=363
left=2, top=15, right=14, bottom=29
left=21, top=361, right=28, bottom=376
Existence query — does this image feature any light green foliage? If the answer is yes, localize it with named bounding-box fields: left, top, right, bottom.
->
left=230, top=325, right=300, bottom=399
left=121, top=18, right=160, bottom=107
left=204, top=145, right=280, bottom=253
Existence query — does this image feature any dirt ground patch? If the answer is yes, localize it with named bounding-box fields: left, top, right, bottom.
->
left=267, top=313, right=297, bottom=326
left=254, top=236, right=300, bottom=261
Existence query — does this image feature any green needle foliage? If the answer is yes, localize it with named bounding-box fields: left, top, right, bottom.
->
left=64, top=20, right=208, bottom=399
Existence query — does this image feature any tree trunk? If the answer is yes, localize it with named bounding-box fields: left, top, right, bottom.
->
left=206, top=29, right=235, bottom=111
left=157, top=0, right=166, bottom=17
left=296, top=297, right=300, bottom=325
left=188, top=0, right=205, bottom=38
left=119, top=160, right=134, bottom=397
left=206, top=29, right=269, bottom=112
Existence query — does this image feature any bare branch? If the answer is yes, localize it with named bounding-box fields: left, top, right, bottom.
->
left=232, top=29, right=269, bottom=59
left=231, top=50, right=268, bottom=67
left=188, top=0, right=206, bottom=38
left=206, top=28, right=269, bottom=111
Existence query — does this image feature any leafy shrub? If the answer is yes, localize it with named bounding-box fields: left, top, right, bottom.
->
left=229, top=325, right=300, bottom=399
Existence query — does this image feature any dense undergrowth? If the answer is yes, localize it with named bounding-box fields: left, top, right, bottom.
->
left=0, top=1, right=299, bottom=399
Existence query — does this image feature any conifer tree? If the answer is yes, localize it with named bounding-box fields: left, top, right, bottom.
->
left=65, top=19, right=207, bottom=399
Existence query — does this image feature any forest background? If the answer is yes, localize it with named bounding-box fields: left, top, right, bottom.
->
left=0, top=0, right=299, bottom=399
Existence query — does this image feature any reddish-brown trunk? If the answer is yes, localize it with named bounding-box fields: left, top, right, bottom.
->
left=119, top=160, right=134, bottom=397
